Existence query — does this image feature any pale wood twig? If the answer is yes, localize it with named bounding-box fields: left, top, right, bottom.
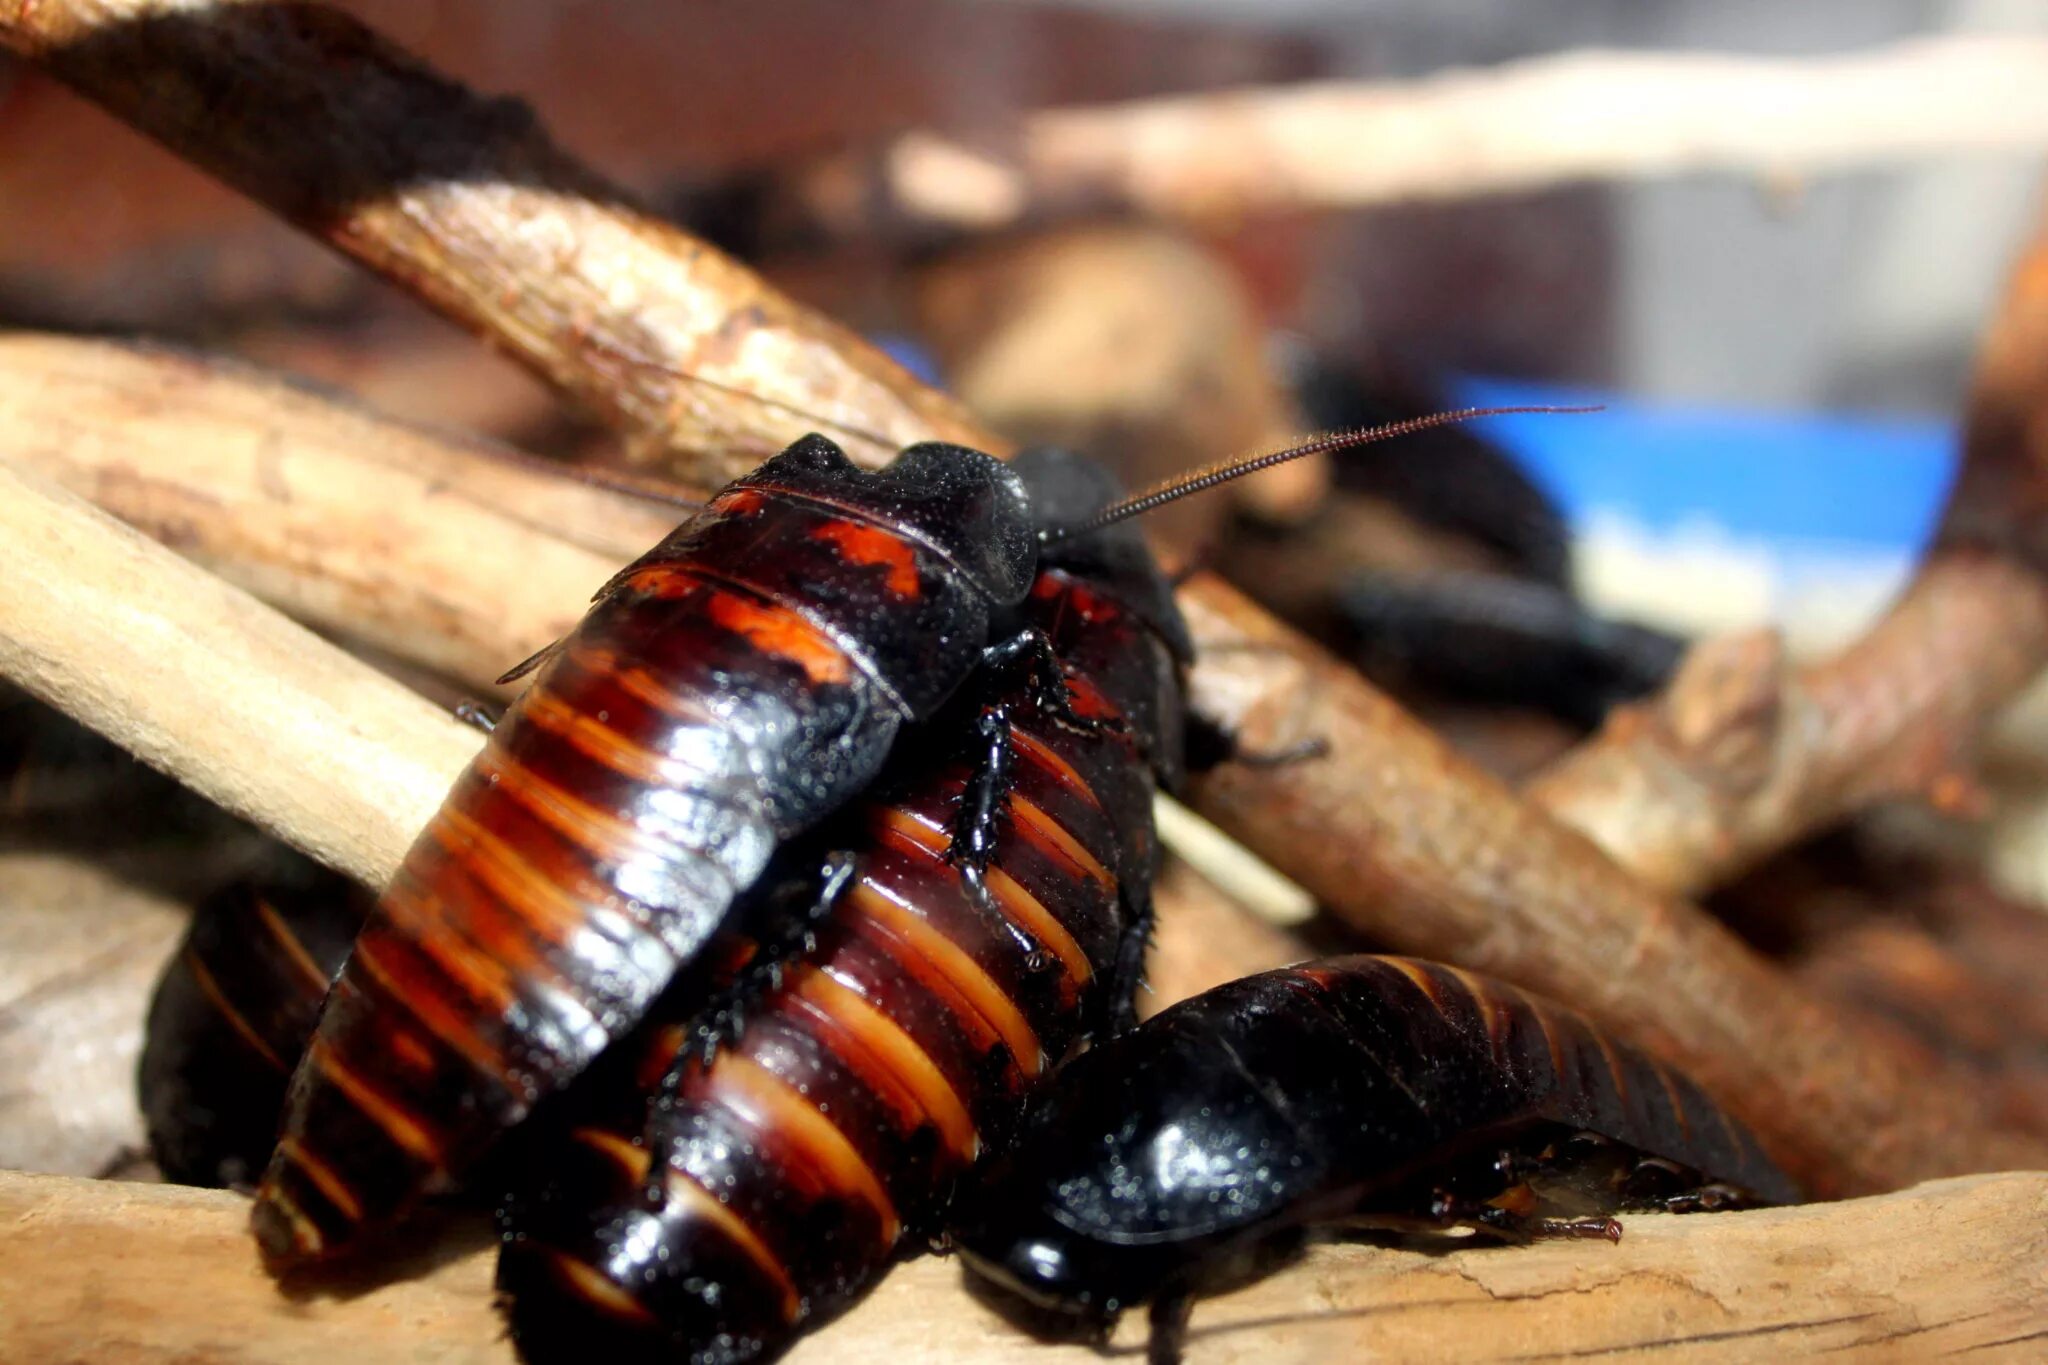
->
left=2, top=1169, right=2042, bottom=1363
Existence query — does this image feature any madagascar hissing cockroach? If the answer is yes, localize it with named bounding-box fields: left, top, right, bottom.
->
left=494, top=447, right=1189, bottom=1363
left=139, top=851, right=369, bottom=1189
left=252, top=404, right=1570, bottom=1276
left=949, top=955, right=1802, bottom=1361
left=254, top=434, right=1043, bottom=1269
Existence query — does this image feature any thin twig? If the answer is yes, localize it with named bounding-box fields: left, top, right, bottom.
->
left=790, top=35, right=2048, bottom=230
left=0, top=0, right=990, bottom=485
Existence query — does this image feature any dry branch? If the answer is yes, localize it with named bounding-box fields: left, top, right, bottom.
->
left=7, top=1, right=2048, bottom=1194
left=788, top=35, right=2048, bottom=230
left=0, top=461, right=479, bottom=889
left=1526, top=203, right=2048, bottom=897
left=3, top=1168, right=2044, bottom=1362
left=0, top=0, right=990, bottom=483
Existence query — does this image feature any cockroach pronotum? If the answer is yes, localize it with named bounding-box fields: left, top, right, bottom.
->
left=949, top=955, right=1802, bottom=1362
left=139, top=853, right=368, bottom=1189
left=494, top=447, right=1188, bottom=1363
left=254, top=434, right=1044, bottom=1268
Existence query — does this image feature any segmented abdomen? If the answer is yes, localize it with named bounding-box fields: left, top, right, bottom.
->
left=497, top=606, right=1157, bottom=1362
left=256, top=438, right=1036, bottom=1271
left=1293, top=956, right=1799, bottom=1203
left=139, top=855, right=367, bottom=1189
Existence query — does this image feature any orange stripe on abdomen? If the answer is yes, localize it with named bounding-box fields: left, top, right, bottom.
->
left=845, top=882, right=1043, bottom=1078
left=698, top=1052, right=901, bottom=1244
left=788, top=965, right=979, bottom=1163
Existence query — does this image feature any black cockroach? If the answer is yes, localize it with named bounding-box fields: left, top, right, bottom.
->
left=139, top=852, right=369, bottom=1189
left=1336, top=571, right=1687, bottom=730
left=949, top=955, right=1802, bottom=1361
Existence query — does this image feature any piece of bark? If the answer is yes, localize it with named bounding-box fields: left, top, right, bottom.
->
left=0, top=0, right=992, bottom=483
left=0, top=849, right=186, bottom=1176
left=2, top=1168, right=2042, bottom=1363
left=1525, top=563, right=2048, bottom=897
left=0, top=460, right=479, bottom=891
left=7, top=6, right=2043, bottom=1192
left=787, top=35, right=2048, bottom=231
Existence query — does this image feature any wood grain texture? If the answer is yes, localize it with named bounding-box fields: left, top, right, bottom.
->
left=2, top=1169, right=2041, bottom=1363
left=0, top=461, right=479, bottom=890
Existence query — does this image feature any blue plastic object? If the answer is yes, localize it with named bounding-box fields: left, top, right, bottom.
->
left=1447, top=375, right=1959, bottom=558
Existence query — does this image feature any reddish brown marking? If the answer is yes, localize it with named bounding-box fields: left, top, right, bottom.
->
left=702, top=1052, right=902, bottom=1243
left=847, top=882, right=1044, bottom=1077
left=523, top=687, right=686, bottom=785
left=275, top=1137, right=364, bottom=1223
left=545, top=1248, right=661, bottom=1324
left=707, top=591, right=854, bottom=686
left=1009, top=728, right=1104, bottom=811
left=1008, top=791, right=1112, bottom=885
left=183, top=947, right=287, bottom=1072
left=1381, top=958, right=1450, bottom=1014
left=306, top=1036, right=444, bottom=1165
left=811, top=519, right=921, bottom=597
left=665, top=1170, right=803, bottom=1320
left=1646, top=1058, right=1693, bottom=1141
left=254, top=895, right=336, bottom=996
left=350, top=929, right=516, bottom=1087
left=1443, top=965, right=1511, bottom=1060
left=571, top=1126, right=653, bottom=1184
left=567, top=646, right=719, bottom=727
left=870, top=803, right=1095, bottom=988
left=712, top=487, right=771, bottom=517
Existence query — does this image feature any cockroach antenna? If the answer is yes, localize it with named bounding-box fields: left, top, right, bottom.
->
left=1036, top=404, right=1603, bottom=545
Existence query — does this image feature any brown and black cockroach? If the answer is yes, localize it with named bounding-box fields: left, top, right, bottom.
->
left=488, top=448, right=1194, bottom=1363
left=254, top=434, right=1047, bottom=1269
left=1336, top=571, right=1688, bottom=730
left=950, top=955, right=1802, bottom=1362
left=139, top=850, right=371, bottom=1189
left=253, top=399, right=1575, bottom=1278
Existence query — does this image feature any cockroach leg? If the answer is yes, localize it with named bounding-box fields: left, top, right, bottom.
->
left=1427, top=1187, right=1622, bottom=1244
left=978, top=628, right=1123, bottom=740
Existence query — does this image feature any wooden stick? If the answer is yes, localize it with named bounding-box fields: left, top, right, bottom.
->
left=795, top=35, right=2048, bottom=230
left=0, top=334, right=672, bottom=694
left=6, top=7, right=2043, bottom=1190
left=0, top=461, right=478, bottom=890
left=0, top=0, right=990, bottom=485
left=3, top=1168, right=2041, bottom=1363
